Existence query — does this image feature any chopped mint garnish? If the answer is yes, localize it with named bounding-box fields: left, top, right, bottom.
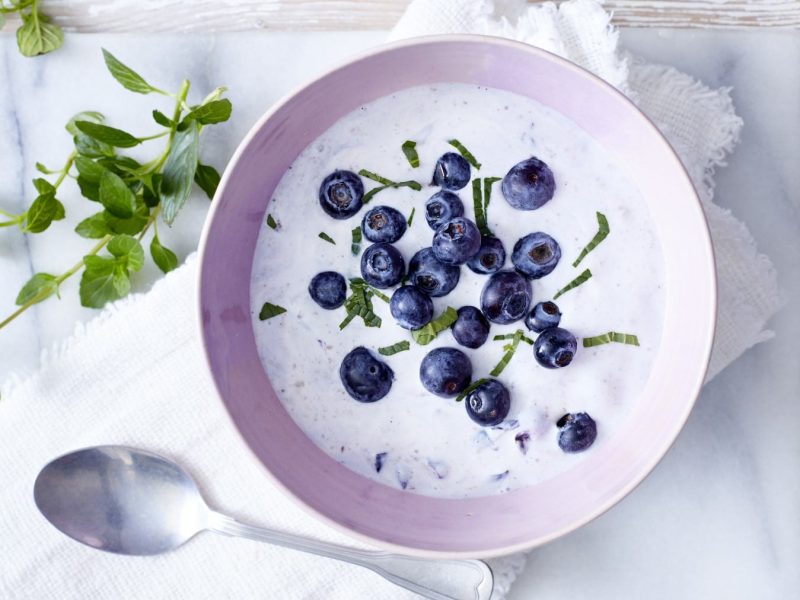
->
left=318, top=232, right=335, bottom=245
left=401, top=140, right=419, bottom=168
left=412, top=306, right=458, bottom=345
left=378, top=341, right=411, bottom=356
left=351, top=226, right=362, bottom=255
left=259, top=302, right=286, bottom=321
left=266, top=213, right=278, bottom=230
left=573, top=212, right=610, bottom=267
left=448, top=139, right=481, bottom=169
left=583, top=331, right=640, bottom=347
left=553, top=268, right=592, bottom=300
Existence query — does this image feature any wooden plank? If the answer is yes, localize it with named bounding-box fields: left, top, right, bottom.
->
left=1, top=0, right=798, bottom=32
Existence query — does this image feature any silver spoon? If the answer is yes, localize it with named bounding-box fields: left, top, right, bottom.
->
left=34, top=445, right=493, bottom=600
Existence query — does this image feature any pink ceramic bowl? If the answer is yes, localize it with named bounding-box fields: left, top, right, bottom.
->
left=198, top=35, right=716, bottom=558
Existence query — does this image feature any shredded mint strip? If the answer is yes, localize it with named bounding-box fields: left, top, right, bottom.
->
left=339, top=279, right=382, bottom=330
left=266, top=214, right=278, bottom=230
left=401, top=140, right=419, bottom=168
left=359, top=169, right=423, bottom=204
left=318, top=232, right=335, bottom=245
left=259, top=302, right=286, bottom=321
left=573, top=212, right=610, bottom=267
left=583, top=331, right=640, bottom=348
left=483, top=177, right=501, bottom=216
left=448, top=139, right=481, bottom=169
left=412, top=306, right=458, bottom=345
left=490, top=330, right=524, bottom=376
left=553, top=268, right=593, bottom=300
left=472, top=178, right=490, bottom=237
left=407, top=207, right=416, bottom=227
left=493, top=332, right=534, bottom=345
left=351, top=227, right=362, bottom=255
left=349, top=277, right=389, bottom=302
left=378, top=341, right=411, bottom=356
left=455, top=377, right=491, bottom=403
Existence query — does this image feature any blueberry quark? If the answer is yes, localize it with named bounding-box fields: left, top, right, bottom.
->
left=390, top=285, right=434, bottom=330
left=467, top=236, right=506, bottom=275
left=480, top=270, right=532, bottom=324
left=512, top=232, right=561, bottom=279
left=451, top=306, right=490, bottom=349
left=318, top=170, right=364, bottom=219
left=419, top=347, right=472, bottom=397
left=425, top=191, right=464, bottom=230
left=525, top=301, right=562, bottom=333
left=307, top=271, right=347, bottom=310
left=360, top=242, right=405, bottom=288
left=407, top=247, right=460, bottom=297
left=465, top=379, right=511, bottom=426
left=339, top=347, right=394, bottom=403
left=432, top=217, right=482, bottom=265
left=557, top=412, right=597, bottom=453
left=361, top=205, right=407, bottom=243
left=432, top=152, right=471, bottom=191
left=534, top=327, right=577, bottom=368
left=501, top=156, right=556, bottom=210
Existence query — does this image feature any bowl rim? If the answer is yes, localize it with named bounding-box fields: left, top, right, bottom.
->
left=197, top=33, right=717, bottom=558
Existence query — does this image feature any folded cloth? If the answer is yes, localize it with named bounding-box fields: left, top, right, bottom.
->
left=0, top=1, right=781, bottom=599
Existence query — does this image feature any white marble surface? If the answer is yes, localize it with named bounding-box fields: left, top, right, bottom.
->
left=1, top=29, right=798, bottom=599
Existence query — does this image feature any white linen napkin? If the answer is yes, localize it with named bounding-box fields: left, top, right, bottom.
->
left=0, top=1, right=782, bottom=599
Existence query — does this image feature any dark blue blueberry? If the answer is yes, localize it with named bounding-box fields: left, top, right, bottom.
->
left=557, top=412, right=597, bottom=453
left=425, top=191, right=464, bottom=230
left=408, top=247, right=460, bottom=297
left=361, top=205, right=407, bottom=243
left=465, top=379, right=511, bottom=426
left=432, top=152, right=471, bottom=191
left=390, top=285, right=434, bottom=330
left=432, top=217, right=481, bottom=265
left=501, top=156, right=556, bottom=210
left=375, top=452, right=388, bottom=472
left=318, top=170, right=364, bottom=219
left=512, top=232, right=561, bottom=279
left=360, top=243, right=405, bottom=288
left=419, top=347, right=472, bottom=398
left=451, top=306, right=490, bottom=349
left=480, top=270, right=532, bottom=324
left=467, top=236, right=506, bottom=275
left=339, top=346, right=394, bottom=403
left=534, top=327, right=577, bottom=368
left=308, top=271, right=347, bottom=310
left=525, top=301, right=562, bottom=333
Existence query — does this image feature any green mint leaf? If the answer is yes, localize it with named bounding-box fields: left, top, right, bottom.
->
left=152, top=110, right=173, bottom=128
left=79, top=255, right=130, bottom=308
left=351, top=226, right=362, bottom=255
left=412, top=306, right=458, bottom=345
left=150, top=234, right=178, bottom=273
left=407, top=207, right=415, bottom=227
left=582, top=331, right=640, bottom=348
left=490, top=330, right=524, bottom=376
left=259, top=302, right=287, bottom=320
left=75, top=121, right=140, bottom=148
left=340, top=279, right=382, bottom=329
left=32, top=178, right=55, bottom=195
left=141, top=173, right=162, bottom=208
left=378, top=341, right=411, bottom=356
left=107, top=234, right=145, bottom=272
left=448, top=139, right=481, bottom=169
left=73, top=133, right=115, bottom=159
left=266, top=214, right=278, bottom=230
left=77, top=176, right=100, bottom=202
left=160, top=121, right=199, bottom=225
left=194, top=163, right=220, bottom=199
left=24, top=193, right=62, bottom=233
left=318, top=232, right=335, bottom=245
left=102, top=48, right=160, bottom=94
left=75, top=212, right=112, bottom=239
left=74, top=156, right=108, bottom=183
left=200, top=86, right=228, bottom=105
left=15, top=273, right=58, bottom=306
left=66, top=111, right=104, bottom=136
left=471, top=178, right=490, bottom=236
left=16, top=13, right=63, bottom=57
left=401, top=140, right=419, bottom=168
left=573, top=212, right=610, bottom=267
left=553, top=268, right=593, bottom=300
left=99, top=170, right=137, bottom=218
left=184, top=99, right=232, bottom=125
left=97, top=155, right=142, bottom=176
left=494, top=332, right=534, bottom=345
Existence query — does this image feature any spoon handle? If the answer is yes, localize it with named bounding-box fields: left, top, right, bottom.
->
left=208, top=512, right=493, bottom=600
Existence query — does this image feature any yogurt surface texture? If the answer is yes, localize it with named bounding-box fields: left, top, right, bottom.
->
left=250, top=83, right=665, bottom=499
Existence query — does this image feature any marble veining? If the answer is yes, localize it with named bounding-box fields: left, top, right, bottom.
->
left=0, top=29, right=797, bottom=599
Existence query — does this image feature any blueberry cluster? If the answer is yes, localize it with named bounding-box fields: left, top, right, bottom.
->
left=306, top=150, right=595, bottom=452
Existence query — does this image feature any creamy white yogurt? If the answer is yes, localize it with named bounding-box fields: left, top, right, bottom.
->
left=250, top=83, right=665, bottom=499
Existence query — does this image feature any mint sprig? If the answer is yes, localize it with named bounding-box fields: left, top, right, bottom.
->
left=0, top=49, right=231, bottom=331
